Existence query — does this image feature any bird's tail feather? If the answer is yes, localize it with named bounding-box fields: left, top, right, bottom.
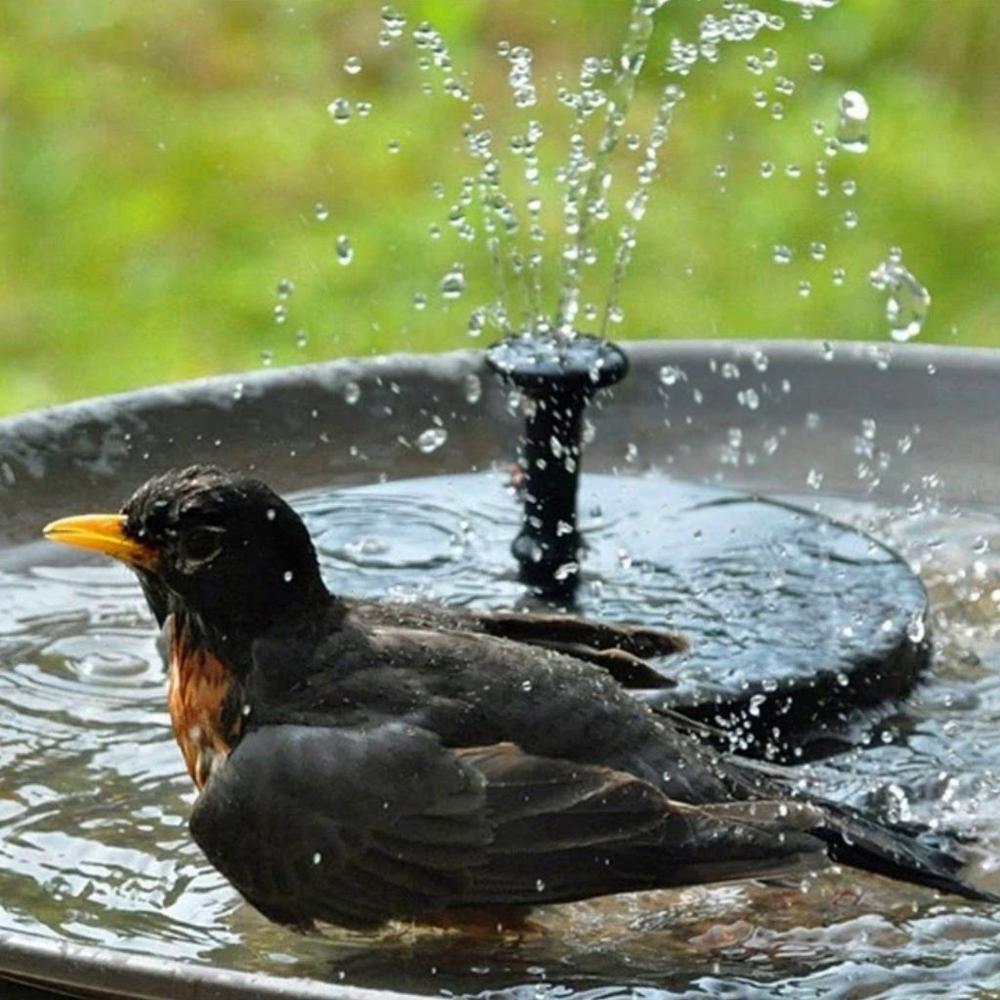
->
left=810, top=799, right=999, bottom=904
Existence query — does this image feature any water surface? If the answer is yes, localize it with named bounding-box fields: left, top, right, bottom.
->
left=1, top=471, right=998, bottom=997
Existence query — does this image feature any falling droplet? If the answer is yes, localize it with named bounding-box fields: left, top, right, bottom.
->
left=344, top=56, right=362, bottom=75
left=807, top=52, right=825, bottom=72
left=772, top=244, right=793, bottom=265
left=416, top=427, right=447, bottom=453
left=314, top=202, right=329, bottom=221
left=327, top=97, right=353, bottom=125
left=344, top=381, right=361, bottom=405
left=336, top=235, right=353, bottom=265
left=836, top=90, right=870, bottom=153
left=869, top=248, right=931, bottom=342
left=439, top=264, right=466, bottom=300
left=276, top=278, right=294, bottom=298
left=464, top=373, right=482, bottom=404
left=658, top=365, right=686, bottom=387
left=467, top=307, right=486, bottom=338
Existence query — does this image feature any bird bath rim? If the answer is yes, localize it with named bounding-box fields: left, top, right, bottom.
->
left=2, top=339, right=999, bottom=544
left=1, top=338, right=999, bottom=1000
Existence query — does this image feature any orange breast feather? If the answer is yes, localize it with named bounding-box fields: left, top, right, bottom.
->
left=168, top=633, right=234, bottom=789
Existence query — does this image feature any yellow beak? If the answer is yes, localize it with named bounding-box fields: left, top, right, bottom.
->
left=42, top=513, right=158, bottom=568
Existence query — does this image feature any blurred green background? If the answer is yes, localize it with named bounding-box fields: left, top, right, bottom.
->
left=1, top=0, right=997, bottom=416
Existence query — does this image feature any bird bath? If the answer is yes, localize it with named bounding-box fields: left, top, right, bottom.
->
left=2, top=339, right=1000, bottom=998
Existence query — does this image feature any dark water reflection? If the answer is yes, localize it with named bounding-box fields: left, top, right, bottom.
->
left=1, top=472, right=999, bottom=997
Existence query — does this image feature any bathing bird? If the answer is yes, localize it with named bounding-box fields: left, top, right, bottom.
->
left=43, top=465, right=996, bottom=930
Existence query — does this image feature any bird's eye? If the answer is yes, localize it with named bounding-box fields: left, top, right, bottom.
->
left=179, top=526, right=224, bottom=566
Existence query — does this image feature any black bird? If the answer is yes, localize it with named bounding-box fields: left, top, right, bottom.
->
left=43, top=465, right=996, bottom=931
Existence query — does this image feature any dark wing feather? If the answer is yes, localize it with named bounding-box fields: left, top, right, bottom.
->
left=190, top=722, right=490, bottom=929
left=192, top=724, right=829, bottom=929
left=344, top=598, right=682, bottom=688
left=453, top=743, right=827, bottom=905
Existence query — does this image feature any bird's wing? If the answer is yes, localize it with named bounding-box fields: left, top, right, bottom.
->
left=189, top=721, right=489, bottom=929
left=190, top=723, right=826, bottom=929
left=343, top=598, right=682, bottom=689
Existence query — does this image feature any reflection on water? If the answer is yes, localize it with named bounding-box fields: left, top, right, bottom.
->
left=1, top=471, right=999, bottom=996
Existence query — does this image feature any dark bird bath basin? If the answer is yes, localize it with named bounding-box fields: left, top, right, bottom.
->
left=2, top=339, right=1000, bottom=998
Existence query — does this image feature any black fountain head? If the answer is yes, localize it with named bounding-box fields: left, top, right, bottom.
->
left=486, top=331, right=629, bottom=602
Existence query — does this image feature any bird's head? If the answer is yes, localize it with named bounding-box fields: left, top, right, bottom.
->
left=44, top=466, right=329, bottom=642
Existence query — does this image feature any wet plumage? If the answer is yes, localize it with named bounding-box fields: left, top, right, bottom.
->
left=43, top=464, right=997, bottom=931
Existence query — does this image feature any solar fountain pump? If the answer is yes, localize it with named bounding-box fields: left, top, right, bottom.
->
left=486, top=330, right=628, bottom=602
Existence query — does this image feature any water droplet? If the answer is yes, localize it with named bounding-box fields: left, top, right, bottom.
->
left=413, top=291, right=427, bottom=311
left=535, top=878, right=546, bottom=892
left=832, top=267, right=846, bottom=286
left=344, top=56, right=362, bottom=75
left=273, top=304, right=287, bottom=324
left=906, top=613, right=926, bottom=644
left=439, top=264, right=465, bottom=300
left=295, top=328, right=308, bottom=349
left=314, top=202, right=329, bottom=221
left=807, top=52, right=825, bottom=72
left=387, top=139, right=401, bottom=154
left=659, top=365, right=686, bottom=387
left=806, top=468, right=824, bottom=490
left=344, top=381, right=361, bottom=405
left=283, top=570, right=294, bottom=583
left=553, top=561, right=579, bottom=582
left=464, top=373, right=482, bottom=404
left=772, top=244, right=793, bottom=264
left=521, top=679, right=534, bottom=693
left=380, top=4, right=406, bottom=44
left=798, top=280, right=811, bottom=297
left=841, top=178, right=857, bottom=197
left=327, top=97, right=352, bottom=125
left=836, top=89, right=870, bottom=153
left=843, top=209, right=859, bottom=230
left=416, top=427, right=447, bottom=453
left=809, top=241, right=827, bottom=261
left=869, top=249, right=931, bottom=342
left=760, top=161, right=775, bottom=179
left=336, top=235, right=353, bottom=265
left=276, top=278, right=295, bottom=298
left=312, top=851, right=323, bottom=865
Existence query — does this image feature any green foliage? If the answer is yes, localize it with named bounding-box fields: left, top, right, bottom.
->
left=1, top=0, right=997, bottom=415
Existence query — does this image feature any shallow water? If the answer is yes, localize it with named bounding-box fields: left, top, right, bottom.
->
left=2, top=470, right=1000, bottom=997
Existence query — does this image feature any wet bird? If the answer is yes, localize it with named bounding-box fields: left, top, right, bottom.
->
left=43, top=465, right=996, bottom=931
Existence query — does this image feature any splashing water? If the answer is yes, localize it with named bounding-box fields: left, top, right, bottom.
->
left=870, top=248, right=932, bottom=342
left=322, top=0, right=843, bottom=345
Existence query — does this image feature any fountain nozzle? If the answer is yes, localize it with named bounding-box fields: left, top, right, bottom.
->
left=486, top=332, right=628, bottom=602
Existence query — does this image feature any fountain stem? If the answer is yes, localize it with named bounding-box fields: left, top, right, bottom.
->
left=486, top=332, right=628, bottom=601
